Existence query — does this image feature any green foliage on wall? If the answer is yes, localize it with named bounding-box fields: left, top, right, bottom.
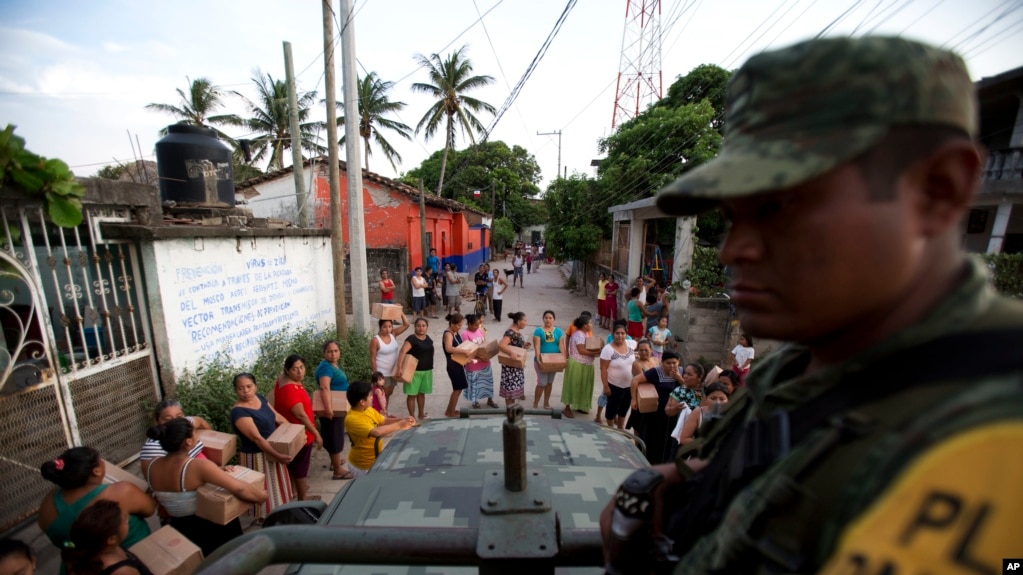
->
left=673, top=245, right=728, bottom=297
left=982, top=252, right=1023, bottom=298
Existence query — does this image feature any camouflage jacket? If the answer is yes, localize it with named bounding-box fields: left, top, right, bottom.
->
left=674, top=257, right=1023, bottom=574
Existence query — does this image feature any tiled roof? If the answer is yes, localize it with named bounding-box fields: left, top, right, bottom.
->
left=235, top=157, right=490, bottom=217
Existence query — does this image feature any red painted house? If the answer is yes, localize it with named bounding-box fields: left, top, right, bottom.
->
left=236, top=158, right=492, bottom=272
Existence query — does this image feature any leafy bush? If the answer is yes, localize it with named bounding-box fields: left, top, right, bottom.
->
left=175, top=323, right=371, bottom=433
left=981, top=252, right=1023, bottom=298
left=673, top=245, right=728, bottom=297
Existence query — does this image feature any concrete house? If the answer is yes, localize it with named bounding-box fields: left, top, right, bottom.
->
left=236, top=158, right=493, bottom=273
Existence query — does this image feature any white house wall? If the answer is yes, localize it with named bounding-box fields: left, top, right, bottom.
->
left=146, top=234, right=334, bottom=376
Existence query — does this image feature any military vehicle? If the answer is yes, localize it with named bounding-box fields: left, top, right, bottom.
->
left=197, top=406, right=647, bottom=574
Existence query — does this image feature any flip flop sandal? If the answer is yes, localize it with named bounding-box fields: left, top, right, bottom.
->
left=332, top=470, right=354, bottom=480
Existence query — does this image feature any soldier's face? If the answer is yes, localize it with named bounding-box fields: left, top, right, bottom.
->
left=720, top=162, right=917, bottom=344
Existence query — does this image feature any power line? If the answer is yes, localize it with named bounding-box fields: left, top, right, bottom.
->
left=815, top=0, right=865, bottom=38
left=391, top=1, right=505, bottom=87
left=472, top=0, right=535, bottom=148
left=951, top=0, right=1023, bottom=53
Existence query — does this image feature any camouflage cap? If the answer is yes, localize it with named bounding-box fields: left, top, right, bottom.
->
left=656, top=36, right=977, bottom=215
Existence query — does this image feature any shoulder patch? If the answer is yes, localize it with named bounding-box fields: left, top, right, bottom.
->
left=820, top=422, right=1023, bottom=575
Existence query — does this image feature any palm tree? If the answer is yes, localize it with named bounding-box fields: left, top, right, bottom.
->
left=410, top=45, right=496, bottom=197
left=337, top=72, right=412, bottom=172
left=234, top=70, right=325, bottom=172
left=145, top=77, right=242, bottom=136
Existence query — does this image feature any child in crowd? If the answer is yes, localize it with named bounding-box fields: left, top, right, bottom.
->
left=731, top=334, right=755, bottom=385
left=370, top=371, right=389, bottom=417
left=647, top=316, right=672, bottom=359
left=61, top=500, right=152, bottom=575
left=0, top=538, right=36, bottom=575
left=344, top=381, right=417, bottom=477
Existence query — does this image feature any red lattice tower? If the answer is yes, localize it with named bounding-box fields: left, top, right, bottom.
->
left=612, top=0, right=663, bottom=129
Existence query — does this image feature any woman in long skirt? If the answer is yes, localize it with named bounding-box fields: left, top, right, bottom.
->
left=229, top=373, right=295, bottom=520
left=461, top=314, right=498, bottom=408
left=498, top=312, right=532, bottom=404
left=560, top=315, right=601, bottom=418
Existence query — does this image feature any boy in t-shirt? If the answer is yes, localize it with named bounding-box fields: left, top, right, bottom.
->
left=344, top=380, right=416, bottom=476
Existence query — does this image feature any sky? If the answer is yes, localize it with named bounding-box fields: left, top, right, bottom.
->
left=1, top=0, right=1021, bottom=195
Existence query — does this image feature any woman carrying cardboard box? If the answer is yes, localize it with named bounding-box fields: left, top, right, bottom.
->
left=498, top=312, right=532, bottom=405
left=274, top=354, right=323, bottom=501
left=229, top=373, right=295, bottom=520
left=146, top=417, right=267, bottom=556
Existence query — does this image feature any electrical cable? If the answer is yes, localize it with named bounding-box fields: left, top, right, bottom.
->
left=815, top=0, right=865, bottom=38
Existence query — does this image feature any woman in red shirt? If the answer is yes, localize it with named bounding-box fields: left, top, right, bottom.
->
left=273, top=354, right=323, bottom=500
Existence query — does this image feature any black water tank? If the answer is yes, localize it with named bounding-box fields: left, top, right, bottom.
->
left=155, top=124, right=235, bottom=205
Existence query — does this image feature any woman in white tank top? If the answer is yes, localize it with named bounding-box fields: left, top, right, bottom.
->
left=369, top=313, right=411, bottom=403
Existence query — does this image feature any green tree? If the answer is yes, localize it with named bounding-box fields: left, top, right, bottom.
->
left=491, top=217, right=515, bottom=251
left=1, top=125, right=84, bottom=227
left=410, top=45, right=496, bottom=197
left=95, top=163, right=127, bottom=180
left=543, top=175, right=603, bottom=261
left=337, top=72, right=412, bottom=172
left=595, top=64, right=731, bottom=243
left=657, top=63, right=731, bottom=133
left=235, top=70, right=325, bottom=171
left=400, top=141, right=543, bottom=230
left=145, top=77, right=243, bottom=137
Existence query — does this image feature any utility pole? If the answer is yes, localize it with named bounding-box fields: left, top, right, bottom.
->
left=418, top=178, right=428, bottom=270
left=490, top=178, right=497, bottom=219
left=322, top=0, right=347, bottom=339
left=339, top=0, right=370, bottom=332
left=537, top=130, right=562, bottom=180
left=283, top=41, right=308, bottom=227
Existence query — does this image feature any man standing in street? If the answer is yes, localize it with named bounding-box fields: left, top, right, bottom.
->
left=512, top=250, right=525, bottom=288
left=601, top=36, right=1022, bottom=574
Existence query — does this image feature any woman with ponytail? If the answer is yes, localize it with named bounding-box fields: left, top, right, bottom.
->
left=145, top=417, right=266, bottom=556
left=38, top=447, right=154, bottom=561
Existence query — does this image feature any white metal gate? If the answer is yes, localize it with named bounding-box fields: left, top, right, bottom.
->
left=0, top=201, right=159, bottom=532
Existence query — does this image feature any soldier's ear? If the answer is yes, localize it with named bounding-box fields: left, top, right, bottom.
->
left=907, top=139, right=983, bottom=238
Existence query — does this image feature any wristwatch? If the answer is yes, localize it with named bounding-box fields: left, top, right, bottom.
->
left=614, top=467, right=665, bottom=519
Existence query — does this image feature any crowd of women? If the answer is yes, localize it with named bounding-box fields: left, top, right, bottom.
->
left=17, top=266, right=755, bottom=574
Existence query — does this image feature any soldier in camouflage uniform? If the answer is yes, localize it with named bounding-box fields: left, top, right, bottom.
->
left=601, top=36, right=1023, bottom=574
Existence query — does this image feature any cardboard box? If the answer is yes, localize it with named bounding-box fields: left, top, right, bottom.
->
left=703, top=365, right=723, bottom=386
left=194, top=430, right=236, bottom=466
left=267, top=422, right=306, bottom=458
left=480, top=340, right=500, bottom=360
left=450, top=341, right=479, bottom=366
left=102, top=459, right=148, bottom=493
left=312, top=390, right=350, bottom=417
left=395, top=354, right=418, bottom=383
left=539, top=353, right=567, bottom=373
left=498, top=347, right=527, bottom=369
left=584, top=336, right=604, bottom=352
left=452, top=340, right=479, bottom=357
left=128, top=525, right=203, bottom=575
left=372, top=302, right=404, bottom=321
left=196, top=466, right=265, bottom=525
left=637, top=383, right=659, bottom=413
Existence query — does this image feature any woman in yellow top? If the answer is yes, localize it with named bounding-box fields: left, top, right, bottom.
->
left=343, top=381, right=416, bottom=477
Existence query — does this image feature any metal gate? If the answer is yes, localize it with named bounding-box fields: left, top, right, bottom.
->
left=0, top=201, right=159, bottom=532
